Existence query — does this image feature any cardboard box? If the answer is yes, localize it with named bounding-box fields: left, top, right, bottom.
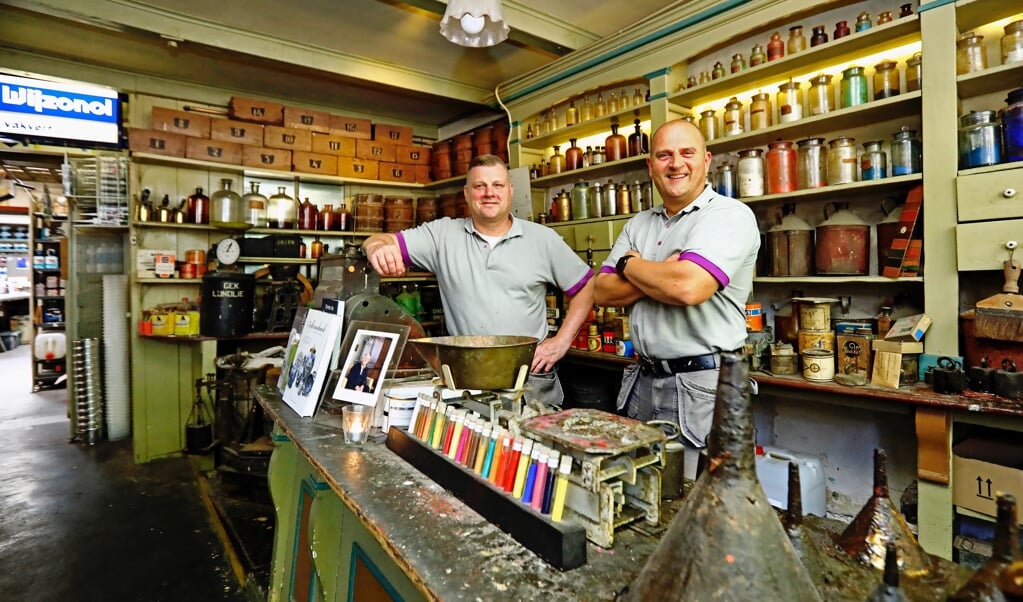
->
left=264, top=126, right=312, bottom=152
left=229, top=96, right=284, bottom=125
left=128, top=128, right=185, bottom=157
left=210, top=119, right=264, bottom=146
left=414, top=165, right=432, bottom=184
left=378, top=162, right=415, bottom=183
left=356, top=139, right=397, bottom=163
left=871, top=350, right=903, bottom=389
left=150, top=107, right=211, bottom=138
left=185, top=138, right=242, bottom=165
left=283, top=106, right=331, bottom=133
left=136, top=249, right=176, bottom=278
left=885, top=313, right=932, bottom=342
left=311, top=133, right=357, bottom=157
left=242, top=146, right=292, bottom=171
left=395, top=145, right=431, bottom=165
left=953, top=437, right=1023, bottom=523
left=329, top=115, right=372, bottom=139
left=837, top=333, right=873, bottom=380
left=871, top=340, right=924, bottom=354
left=292, top=151, right=338, bottom=176
left=373, top=123, right=414, bottom=145
left=338, top=158, right=378, bottom=180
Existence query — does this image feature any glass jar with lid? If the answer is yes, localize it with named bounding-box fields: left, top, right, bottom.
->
left=1004, top=20, right=1023, bottom=65
left=958, top=111, right=1002, bottom=169
left=730, top=53, right=747, bottom=74
left=1002, top=87, right=1023, bottom=163
left=826, top=136, right=858, bottom=185
left=765, top=140, right=797, bottom=194
left=723, top=97, right=745, bottom=137
left=787, top=25, right=807, bottom=54
left=855, top=12, right=871, bottom=32
left=699, top=109, right=719, bottom=141
left=810, top=25, right=828, bottom=47
left=550, top=145, right=566, bottom=174
left=767, top=32, right=785, bottom=61
left=877, top=10, right=893, bottom=25
left=570, top=181, right=590, bottom=221
left=807, top=74, right=834, bottom=116
left=210, top=179, right=246, bottom=229
left=796, top=137, right=827, bottom=189
left=840, top=66, right=868, bottom=108
left=749, top=92, right=772, bottom=131
left=736, top=149, right=766, bottom=198
left=891, top=127, right=923, bottom=175
left=777, top=80, right=803, bottom=123
left=834, top=20, right=850, bottom=40
left=956, top=32, right=988, bottom=75
left=860, top=140, right=887, bottom=181
left=712, top=61, right=726, bottom=80
left=750, top=43, right=766, bottom=67
left=906, top=53, right=922, bottom=92
left=241, top=182, right=268, bottom=228
left=873, top=60, right=900, bottom=99
left=716, top=164, right=737, bottom=198
left=267, top=186, right=296, bottom=229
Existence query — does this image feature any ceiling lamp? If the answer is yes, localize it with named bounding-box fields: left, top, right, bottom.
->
left=439, top=0, right=509, bottom=48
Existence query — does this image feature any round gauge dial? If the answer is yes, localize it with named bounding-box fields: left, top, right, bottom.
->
left=215, top=238, right=241, bottom=266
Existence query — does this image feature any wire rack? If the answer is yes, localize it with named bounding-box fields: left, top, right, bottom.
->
left=65, top=155, right=129, bottom=225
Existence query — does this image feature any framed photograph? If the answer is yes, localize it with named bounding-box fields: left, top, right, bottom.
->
left=311, top=370, right=345, bottom=432
left=331, top=327, right=402, bottom=407
left=282, top=308, right=343, bottom=417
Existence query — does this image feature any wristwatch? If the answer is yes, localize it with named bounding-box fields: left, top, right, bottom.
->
left=616, top=254, right=635, bottom=281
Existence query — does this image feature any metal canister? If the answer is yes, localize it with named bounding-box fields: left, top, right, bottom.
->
left=630, top=181, right=647, bottom=211
left=555, top=190, right=571, bottom=222
left=765, top=140, right=797, bottom=194
left=570, top=181, right=590, bottom=220
left=891, top=127, right=922, bottom=175
left=602, top=181, right=618, bottom=216
left=840, top=66, right=868, bottom=108
left=873, top=60, right=900, bottom=99
left=796, top=137, right=827, bottom=189
left=807, top=74, right=834, bottom=116
left=723, top=97, right=745, bottom=137
left=768, top=203, right=813, bottom=277
left=777, top=80, right=803, bottom=123
left=826, top=136, right=858, bottom=185
left=749, top=92, right=772, bottom=131
left=906, top=52, right=922, bottom=92
left=589, top=181, right=604, bottom=218
left=716, top=164, right=737, bottom=198
left=736, top=148, right=765, bottom=198
left=616, top=182, right=632, bottom=214
left=699, top=109, right=719, bottom=141
left=958, top=111, right=1002, bottom=168
left=860, top=140, right=888, bottom=180
left=956, top=32, right=988, bottom=75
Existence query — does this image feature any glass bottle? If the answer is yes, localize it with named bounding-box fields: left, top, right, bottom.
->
left=787, top=25, right=807, bottom=54
left=583, top=146, right=593, bottom=167
left=525, top=124, right=534, bottom=139
left=310, top=236, right=323, bottom=259
left=810, top=25, right=828, bottom=47
left=698, top=71, right=712, bottom=85
left=540, top=110, right=551, bottom=135
left=633, top=88, right=645, bottom=106
left=532, top=117, right=541, bottom=137
left=730, top=53, right=747, bottom=74
left=565, top=101, right=579, bottom=127
left=619, top=89, right=630, bottom=110
left=827, top=136, right=859, bottom=185
left=873, top=60, right=900, bottom=100
left=712, top=61, right=726, bottom=80
left=877, top=10, right=893, bottom=25
left=186, top=187, right=209, bottom=225
left=548, top=108, right=560, bottom=132
left=699, top=109, right=719, bottom=141
left=891, top=127, right=922, bottom=175
left=319, top=203, right=336, bottom=231
left=906, top=52, right=923, bottom=92
left=778, top=80, right=803, bottom=123
left=723, top=97, right=744, bottom=137
left=594, top=92, right=607, bottom=117
left=749, top=92, right=772, bottom=131
left=716, top=164, right=737, bottom=198
left=298, top=197, right=318, bottom=230
left=957, top=33, right=988, bottom=75
left=241, top=182, right=268, bottom=228
left=899, top=3, right=913, bottom=18
left=834, top=20, right=850, bottom=40
left=855, top=12, right=872, bottom=32
left=580, top=96, right=593, bottom=122
left=736, top=148, right=765, bottom=198
left=807, top=74, right=834, bottom=116
left=210, top=179, right=245, bottom=228
left=840, top=66, right=868, bottom=108
left=860, top=140, right=887, bottom=181
left=550, top=145, right=566, bottom=174
left=750, top=43, right=766, bottom=67
left=1004, top=20, right=1023, bottom=65
left=334, top=202, right=352, bottom=232
left=765, top=141, right=797, bottom=194
left=592, top=146, right=605, bottom=165
left=607, top=91, right=620, bottom=114
left=767, top=32, right=785, bottom=61
left=267, top=186, right=296, bottom=229
left=797, top=137, right=827, bottom=189
left=565, top=139, right=583, bottom=171
left=686, top=75, right=698, bottom=89
left=605, top=124, right=628, bottom=162
left=628, top=119, right=649, bottom=157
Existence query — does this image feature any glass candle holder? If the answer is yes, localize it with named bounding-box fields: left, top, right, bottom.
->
left=342, top=405, right=372, bottom=445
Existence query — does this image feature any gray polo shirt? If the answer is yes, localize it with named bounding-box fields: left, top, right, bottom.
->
left=600, top=185, right=759, bottom=359
left=398, top=216, right=593, bottom=342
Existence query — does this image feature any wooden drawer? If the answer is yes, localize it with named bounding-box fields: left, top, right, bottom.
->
left=573, top=221, right=615, bottom=251
left=956, top=165, right=1023, bottom=222
left=546, top=223, right=574, bottom=248
left=956, top=219, right=1023, bottom=271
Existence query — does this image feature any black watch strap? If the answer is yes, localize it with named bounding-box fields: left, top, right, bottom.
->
left=616, top=254, right=634, bottom=281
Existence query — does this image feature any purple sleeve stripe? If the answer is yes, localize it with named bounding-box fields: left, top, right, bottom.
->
left=565, top=269, right=595, bottom=296
left=599, top=265, right=616, bottom=275
left=396, top=232, right=411, bottom=265
left=678, top=251, right=730, bottom=288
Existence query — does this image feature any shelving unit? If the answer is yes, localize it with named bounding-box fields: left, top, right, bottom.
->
left=30, top=212, right=67, bottom=391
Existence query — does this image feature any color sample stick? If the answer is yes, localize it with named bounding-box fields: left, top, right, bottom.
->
left=440, top=407, right=457, bottom=455
left=503, top=439, right=523, bottom=492
left=521, top=445, right=542, bottom=503
left=454, top=415, right=472, bottom=464
left=541, top=451, right=560, bottom=514
left=429, top=402, right=448, bottom=449
left=512, top=439, right=534, bottom=498
left=409, top=397, right=426, bottom=438
left=551, top=454, right=573, bottom=521
left=446, top=410, right=465, bottom=460
left=481, top=426, right=499, bottom=479
left=474, top=423, right=493, bottom=475
left=490, top=435, right=510, bottom=484
left=530, top=448, right=550, bottom=510
left=463, top=418, right=480, bottom=467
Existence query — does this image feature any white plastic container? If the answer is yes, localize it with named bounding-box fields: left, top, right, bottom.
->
left=380, top=381, right=435, bottom=431
left=34, top=330, right=66, bottom=360
left=755, top=445, right=827, bottom=516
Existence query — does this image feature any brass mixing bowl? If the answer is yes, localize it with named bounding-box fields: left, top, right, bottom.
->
left=408, top=335, right=538, bottom=390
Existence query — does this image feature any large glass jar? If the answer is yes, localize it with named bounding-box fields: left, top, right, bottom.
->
left=241, top=182, right=268, bottom=228
left=807, top=74, right=834, bottom=116
left=777, top=80, right=803, bottom=123
left=319, top=204, right=336, bottom=231
left=749, top=92, right=772, bottom=131
left=796, top=137, right=827, bottom=189
left=605, top=124, right=628, bottom=162
left=736, top=148, right=765, bottom=198
left=186, top=187, right=209, bottom=225
left=767, top=32, right=785, bottom=61
left=699, top=109, right=719, bottom=141
left=298, top=197, right=318, bottom=230
left=730, top=53, right=747, bottom=74
left=906, top=53, right=922, bottom=92
left=765, top=140, right=797, bottom=194
left=826, top=136, right=859, bottom=185
left=267, top=186, right=296, bottom=229
left=958, top=111, right=1002, bottom=168
left=891, top=127, right=923, bottom=175
left=627, top=120, right=649, bottom=157
left=723, top=97, right=744, bottom=137
left=860, top=140, right=888, bottom=180
left=1004, top=87, right=1023, bottom=163
left=712, top=61, right=726, bottom=80
left=1004, top=20, right=1023, bottom=65
left=787, top=25, right=807, bottom=54
left=750, top=43, right=766, bottom=67
left=840, top=66, right=868, bottom=108
left=956, top=32, right=988, bottom=75
left=873, top=60, right=900, bottom=100
left=210, top=179, right=246, bottom=228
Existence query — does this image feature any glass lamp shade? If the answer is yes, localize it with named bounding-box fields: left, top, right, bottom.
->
left=439, top=0, right=509, bottom=47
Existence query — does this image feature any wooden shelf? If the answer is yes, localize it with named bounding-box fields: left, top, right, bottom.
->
left=136, top=278, right=201, bottom=285
left=238, top=256, right=316, bottom=265
left=957, top=61, right=1023, bottom=99
left=422, top=174, right=466, bottom=190
left=520, top=103, right=652, bottom=151
left=530, top=155, right=648, bottom=189
left=738, top=172, right=922, bottom=206
left=954, top=0, right=1023, bottom=34
left=754, top=276, right=923, bottom=284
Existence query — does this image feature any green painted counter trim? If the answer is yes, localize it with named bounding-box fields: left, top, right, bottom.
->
left=918, top=0, right=956, bottom=13
left=498, top=0, right=750, bottom=105
left=348, top=542, right=406, bottom=602
left=648, top=91, right=670, bottom=102
left=644, top=68, right=672, bottom=80
left=271, top=432, right=291, bottom=443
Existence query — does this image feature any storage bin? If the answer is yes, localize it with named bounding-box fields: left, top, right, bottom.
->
left=755, top=445, right=827, bottom=516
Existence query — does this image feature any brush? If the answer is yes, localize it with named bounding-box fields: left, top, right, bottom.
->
left=975, top=258, right=1023, bottom=342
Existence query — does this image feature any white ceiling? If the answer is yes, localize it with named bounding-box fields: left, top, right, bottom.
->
left=0, top=0, right=680, bottom=128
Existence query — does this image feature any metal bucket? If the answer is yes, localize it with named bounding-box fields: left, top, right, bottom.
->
left=408, top=335, right=538, bottom=390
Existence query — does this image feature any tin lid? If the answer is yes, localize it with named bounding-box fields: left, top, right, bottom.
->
left=892, top=126, right=918, bottom=140
left=960, top=110, right=998, bottom=127
left=751, top=91, right=771, bottom=102
left=828, top=136, right=856, bottom=147
left=796, top=136, right=826, bottom=146
left=809, top=73, right=833, bottom=85
left=874, top=59, right=897, bottom=71
left=907, top=52, right=922, bottom=67
left=778, top=80, right=800, bottom=91
left=737, top=147, right=763, bottom=157
left=861, top=140, right=884, bottom=150
left=725, top=97, right=743, bottom=109
left=842, top=65, right=865, bottom=76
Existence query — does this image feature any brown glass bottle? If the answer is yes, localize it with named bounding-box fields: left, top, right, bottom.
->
left=549, top=145, right=566, bottom=174
left=627, top=119, right=648, bottom=157
left=186, top=187, right=209, bottom=225
left=604, top=124, right=628, bottom=162
left=334, top=203, right=352, bottom=232
left=810, top=25, right=828, bottom=47
left=319, top=204, right=336, bottom=231
left=767, top=32, right=785, bottom=61
left=298, top=197, right=318, bottom=230
left=950, top=493, right=1020, bottom=601
left=565, top=139, right=584, bottom=170
left=310, top=236, right=323, bottom=259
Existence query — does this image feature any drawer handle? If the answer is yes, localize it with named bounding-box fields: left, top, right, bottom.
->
left=1005, top=188, right=1017, bottom=199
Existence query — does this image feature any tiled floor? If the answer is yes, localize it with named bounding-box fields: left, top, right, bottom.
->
left=0, top=343, right=251, bottom=601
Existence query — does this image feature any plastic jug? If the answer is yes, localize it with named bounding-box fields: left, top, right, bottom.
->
left=35, top=331, right=66, bottom=360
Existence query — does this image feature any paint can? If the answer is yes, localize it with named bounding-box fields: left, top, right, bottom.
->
left=745, top=303, right=764, bottom=331
left=802, top=348, right=835, bottom=381
left=797, top=330, right=835, bottom=353
left=797, top=298, right=836, bottom=331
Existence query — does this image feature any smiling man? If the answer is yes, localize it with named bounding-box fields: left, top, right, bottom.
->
left=594, top=119, right=759, bottom=447
left=363, top=154, right=594, bottom=406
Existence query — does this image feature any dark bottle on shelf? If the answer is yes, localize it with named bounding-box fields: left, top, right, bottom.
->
left=627, top=119, right=649, bottom=157
left=565, top=139, right=583, bottom=171
left=810, top=25, right=828, bottom=47
left=604, top=124, right=628, bottom=162
left=334, top=203, right=352, bottom=232
left=298, top=197, right=318, bottom=230
left=186, top=187, right=209, bottom=225
left=319, top=204, right=336, bottom=231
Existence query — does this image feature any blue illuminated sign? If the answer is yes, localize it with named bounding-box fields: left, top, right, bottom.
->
left=0, top=72, right=121, bottom=145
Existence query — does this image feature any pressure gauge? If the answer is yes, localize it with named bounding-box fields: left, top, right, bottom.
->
left=215, top=238, right=241, bottom=266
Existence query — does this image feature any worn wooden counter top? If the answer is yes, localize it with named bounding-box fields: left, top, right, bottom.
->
left=257, top=386, right=971, bottom=601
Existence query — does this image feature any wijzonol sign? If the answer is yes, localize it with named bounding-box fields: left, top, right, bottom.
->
left=0, top=72, right=120, bottom=146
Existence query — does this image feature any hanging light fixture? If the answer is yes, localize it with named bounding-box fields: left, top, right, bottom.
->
left=439, top=0, right=509, bottom=48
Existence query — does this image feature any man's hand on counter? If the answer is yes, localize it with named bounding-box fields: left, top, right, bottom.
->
left=363, top=233, right=407, bottom=276
left=532, top=336, right=571, bottom=373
